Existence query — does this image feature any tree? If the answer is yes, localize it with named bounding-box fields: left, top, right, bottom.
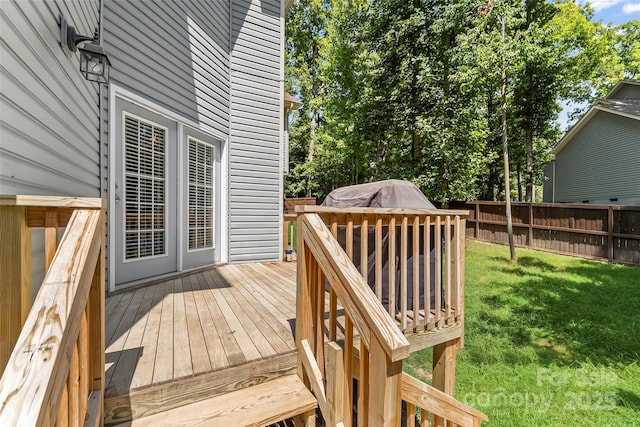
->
left=616, top=20, right=640, bottom=79
left=285, top=0, right=329, bottom=197
left=284, top=0, right=637, bottom=204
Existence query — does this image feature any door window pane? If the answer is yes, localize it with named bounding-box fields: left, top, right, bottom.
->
left=188, top=138, right=214, bottom=250
left=124, top=115, right=166, bottom=259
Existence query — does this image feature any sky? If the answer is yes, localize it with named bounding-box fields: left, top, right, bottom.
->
left=584, top=0, right=640, bottom=24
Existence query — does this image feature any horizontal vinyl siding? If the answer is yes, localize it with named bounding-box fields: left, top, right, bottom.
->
left=1, top=0, right=100, bottom=295
left=103, top=0, right=230, bottom=137
left=229, top=0, right=282, bottom=262
left=555, top=112, right=640, bottom=203
left=612, top=84, right=640, bottom=99
left=542, top=163, right=554, bottom=202
left=0, top=0, right=100, bottom=196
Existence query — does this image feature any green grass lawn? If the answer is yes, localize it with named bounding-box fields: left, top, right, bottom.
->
left=405, top=240, right=640, bottom=426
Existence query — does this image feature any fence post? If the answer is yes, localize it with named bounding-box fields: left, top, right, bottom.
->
left=607, top=206, right=614, bottom=263
left=0, top=206, right=31, bottom=377
left=475, top=202, right=480, bottom=238
left=528, top=203, right=534, bottom=249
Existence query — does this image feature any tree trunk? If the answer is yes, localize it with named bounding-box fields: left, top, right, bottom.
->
left=517, top=165, right=523, bottom=202
left=525, top=126, right=534, bottom=202
left=524, top=2, right=534, bottom=202
left=307, top=111, right=316, bottom=163
left=483, top=90, right=499, bottom=201
left=501, top=15, right=516, bottom=263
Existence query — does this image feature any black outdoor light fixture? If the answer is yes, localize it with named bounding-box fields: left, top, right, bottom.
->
left=60, top=14, right=111, bottom=84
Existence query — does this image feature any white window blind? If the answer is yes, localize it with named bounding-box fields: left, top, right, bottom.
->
left=124, top=115, right=166, bottom=260
left=188, top=138, right=214, bottom=250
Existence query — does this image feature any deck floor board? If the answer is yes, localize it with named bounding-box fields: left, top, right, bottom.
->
left=128, top=286, right=164, bottom=395
left=150, top=280, right=173, bottom=386
left=200, top=270, right=246, bottom=366
left=182, top=275, right=212, bottom=374
left=105, top=262, right=298, bottom=400
left=172, top=278, right=193, bottom=380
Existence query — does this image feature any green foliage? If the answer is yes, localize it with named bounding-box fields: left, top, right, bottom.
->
left=285, top=0, right=638, bottom=202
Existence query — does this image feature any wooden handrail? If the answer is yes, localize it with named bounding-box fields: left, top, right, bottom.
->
left=296, top=208, right=480, bottom=425
left=300, top=213, right=410, bottom=362
left=0, top=195, right=105, bottom=208
left=297, top=212, right=409, bottom=425
left=401, top=372, right=488, bottom=426
left=0, top=200, right=105, bottom=426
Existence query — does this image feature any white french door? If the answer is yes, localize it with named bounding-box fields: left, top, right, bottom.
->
left=181, top=127, right=221, bottom=269
left=113, top=98, right=221, bottom=287
left=114, top=99, right=177, bottom=285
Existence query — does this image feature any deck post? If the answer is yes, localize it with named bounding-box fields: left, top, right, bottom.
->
left=432, top=338, right=458, bottom=425
left=87, top=214, right=106, bottom=424
left=368, top=336, right=402, bottom=426
left=0, top=205, right=31, bottom=377
left=296, top=213, right=313, bottom=384
left=299, top=409, right=316, bottom=426
left=326, top=342, right=345, bottom=426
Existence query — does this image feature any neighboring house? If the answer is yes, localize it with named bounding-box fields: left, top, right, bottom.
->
left=0, top=0, right=288, bottom=292
left=543, top=80, right=640, bottom=205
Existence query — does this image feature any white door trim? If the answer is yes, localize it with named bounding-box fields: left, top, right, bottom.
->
left=108, top=83, right=229, bottom=292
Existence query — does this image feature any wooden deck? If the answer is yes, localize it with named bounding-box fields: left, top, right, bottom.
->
left=103, top=262, right=299, bottom=425
left=102, top=258, right=462, bottom=425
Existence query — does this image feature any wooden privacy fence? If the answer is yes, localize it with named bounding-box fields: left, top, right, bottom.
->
left=449, top=201, right=640, bottom=266
left=0, top=196, right=105, bottom=427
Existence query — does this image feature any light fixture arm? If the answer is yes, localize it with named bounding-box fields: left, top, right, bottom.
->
left=60, top=15, right=98, bottom=52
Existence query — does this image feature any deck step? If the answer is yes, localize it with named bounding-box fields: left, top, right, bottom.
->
left=114, top=374, right=316, bottom=427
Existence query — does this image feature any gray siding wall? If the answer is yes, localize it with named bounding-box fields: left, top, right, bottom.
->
left=103, top=0, right=230, bottom=136
left=229, top=0, right=282, bottom=262
left=612, top=84, right=640, bottom=99
left=1, top=0, right=101, bottom=295
left=553, top=112, right=640, bottom=203
left=542, top=163, right=554, bottom=202
left=1, top=0, right=101, bottom=196
left=102, top=0, right=283, bottom=264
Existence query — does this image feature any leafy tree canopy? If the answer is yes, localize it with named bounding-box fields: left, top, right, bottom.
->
left=285, top=0, right=638, bottom=202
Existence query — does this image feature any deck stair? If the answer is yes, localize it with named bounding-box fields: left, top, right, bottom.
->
left=113, top=374, right=316, bottom=426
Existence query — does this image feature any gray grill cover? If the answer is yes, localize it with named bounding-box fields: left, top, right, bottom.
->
left=322, top=179, right=437, bottom=209
left=322, top=180, right=439, bottom=312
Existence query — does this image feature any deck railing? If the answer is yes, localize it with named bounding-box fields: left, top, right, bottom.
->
left=296, top=207, right=485, bottom=426
left=297, top=206, right=468, bottom=341
left=0, top=196, right=105, bottom=427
